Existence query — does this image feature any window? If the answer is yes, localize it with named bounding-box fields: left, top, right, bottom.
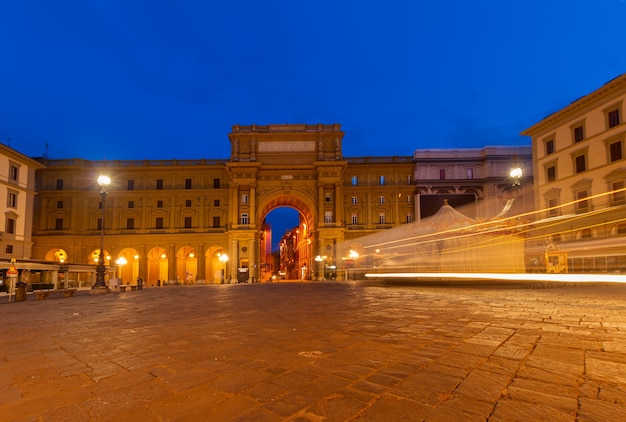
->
left=157, top=200, right=163, bottom=208
left=213, top=216, right=220, bottom=228
left=213, top=178, right=220, bottom=189
left=407, top=175, right=412, bottom=185
left=324, top=211, right=332, bottom=223
left=128, top=201, right=134, bottom=209
left=9, top=165, right=18, bottom=181
left=407, top=195, right=413, bottom=203
left=547, top=198, right=559, bottom=217
left=55, top=218, right=63, bottom=231
left=547, top=166, right=556, bottom=182
left=379, top=175, right=385, bottom=185
left=185, top=178, right=192, bottom=189
left=325, top=192, right=332, bottom=202
left=155, top=217, right=164, bottom=229
left=240, top=213, right=249, bottom=225
left=576, top=190, right=589, bottom=213
left=608, top=108, right=621, bottom=128
left=241, top=194, right=249, bottom=204
left=156, top=179, right=163, bottom=190
left=7, top=192, right=17, bottom=208
left=56, top=179, right=64, bottom=190
left=126, top=218, right=134, bottom=230
left=611, top=181, right=625, bottom=205
left=351, top=214, right=358, bottom=225
left=351, top=176, right=358, bottom=186
left=185, top=200, right=192, bottom=207
left=406, top=214, right=414, bottom=223
left=351, top=196, right=358, bottom=204
left=467, top=168, right=473, bottom=179
left=573, top=125, right=584, bottom=143
left=5, top=245, right=13, bottom=254
left=57, top=201, right=63, bottom=209
left=184, top=216, right=192, bottom=228
left=379, top=196, right=385, bottom=204
left=379, top=213, right=386, bottom=224
left=439, top=169, right=445, bottom=180
left=545, top=139, right=555, bottom=155
left=610, top=140, right=623, bottom=162
left=575, top=155, right=586, bottom=173
left=127, top=180, right=134, bottom=190
left=214, top=199, right=220, bottom=206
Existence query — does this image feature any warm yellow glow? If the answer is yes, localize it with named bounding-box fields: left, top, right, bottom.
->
left=133, top=254, right=139, bottom=260
left=509, top=166, right=522, bottom=179
left=365, top=272, right=626, bottom=283
left=348, top=250, right=359, bottom=259
left=160, top=253, right=167, bottom=259
left=116, top=257, right=127, bottom=265
left=219, top=253, right=229, bottom=263
left=97, top=174, right=111, bottom=187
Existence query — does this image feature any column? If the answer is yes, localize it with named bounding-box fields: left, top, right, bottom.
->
left=197, top=243, right=206, bottom=283
left=248, top=238, right=256, bottom=283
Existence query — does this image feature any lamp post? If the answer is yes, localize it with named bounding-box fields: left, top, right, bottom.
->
left=218, top=253, right=229, bottom=283
left=93, top=174, right=111, bottom=291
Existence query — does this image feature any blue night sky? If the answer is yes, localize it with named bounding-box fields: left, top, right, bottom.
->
left=2, top=0, right=626, bottom=162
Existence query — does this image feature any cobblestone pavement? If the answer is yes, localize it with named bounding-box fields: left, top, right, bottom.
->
left=1, top=281, right=626, bottom=421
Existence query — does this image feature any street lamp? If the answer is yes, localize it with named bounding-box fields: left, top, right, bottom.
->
left=348, top=250, right=359, bottom=280
left=93, top=174, right=111, bottom=291
left=314, top=255, right=324, bottom=281
left=510, top=165, right=522, bottom=187
left=218, top=253, right=229, bottom=283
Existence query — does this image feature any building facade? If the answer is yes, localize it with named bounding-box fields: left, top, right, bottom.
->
left=32, top=124, right=416, bottom=284
left=0, top=144, right=44, bottom=261
left=413, top=146, right=534, bottom=222
left=522, top=73, right=626, bottom=272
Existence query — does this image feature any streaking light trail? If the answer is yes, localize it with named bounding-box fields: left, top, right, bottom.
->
left=365, top=272, right=626, bottom=283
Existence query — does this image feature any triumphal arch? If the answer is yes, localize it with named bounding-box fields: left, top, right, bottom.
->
left=226, top=124, right=348, bottom=282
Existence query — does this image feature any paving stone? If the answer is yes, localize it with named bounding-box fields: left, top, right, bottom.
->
left=2, top=282, right=626, bottom=420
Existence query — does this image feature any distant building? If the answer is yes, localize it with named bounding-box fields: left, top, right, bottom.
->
left=413, top=146, right=534, bottom=222
left=522, top=74, right=626, bottom=272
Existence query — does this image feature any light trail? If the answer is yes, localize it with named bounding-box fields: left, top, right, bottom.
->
left=364, top=272, right=626, bottom=283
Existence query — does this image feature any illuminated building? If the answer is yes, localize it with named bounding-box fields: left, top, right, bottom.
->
left=522, top=74, right=626, bottom=272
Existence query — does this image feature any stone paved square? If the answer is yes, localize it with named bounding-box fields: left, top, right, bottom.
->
left=1, top=281, right=626, bottom=421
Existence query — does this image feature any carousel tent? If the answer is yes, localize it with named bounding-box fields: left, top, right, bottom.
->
left=354, top=200, right=526, bottom=273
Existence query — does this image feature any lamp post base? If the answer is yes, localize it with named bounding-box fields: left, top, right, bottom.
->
left=90, top=285, right=110, bottom=294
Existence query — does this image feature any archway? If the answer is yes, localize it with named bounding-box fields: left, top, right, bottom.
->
left=115, top=248, right=139, bottom=284
left=257, top=192, right=316, bottom=282
left=45, top=248, right=68, bottom=263
left=176, top=246, right=197, bottom=285
left=147, top=247, right=168, bottom=286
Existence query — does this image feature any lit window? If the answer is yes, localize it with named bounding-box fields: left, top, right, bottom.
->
left=324, top=211, right=332, bottom=223
left=379, top=175, right=385, bottom=185
left=351, top=196, right=358, bottom=204
left=242, top=194, right=249, bottom=204
left=379, top=196, right=385, bottom=204
left=351, top=176, right=358, bottom=186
